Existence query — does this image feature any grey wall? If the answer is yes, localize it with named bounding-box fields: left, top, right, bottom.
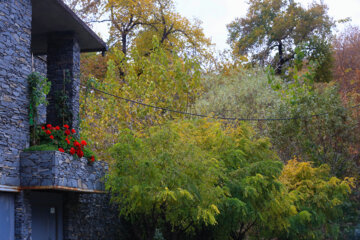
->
left=21, top=151, right=106, bottom=191
left=0, top=0, right=32, bottom=186
left=64, top=192, right=123, bottom=240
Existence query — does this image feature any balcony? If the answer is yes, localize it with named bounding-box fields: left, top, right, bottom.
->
left=20, top=151, right=107, bottom=193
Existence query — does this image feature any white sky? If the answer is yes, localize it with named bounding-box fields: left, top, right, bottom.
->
left=93, top=0, right=360, bottom=51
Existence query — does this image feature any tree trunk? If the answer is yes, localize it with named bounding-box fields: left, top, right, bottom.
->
left=277, top=41, right=285, bottom=74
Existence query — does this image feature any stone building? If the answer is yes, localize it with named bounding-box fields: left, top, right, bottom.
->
left=0, top=0, right=121, bottom=239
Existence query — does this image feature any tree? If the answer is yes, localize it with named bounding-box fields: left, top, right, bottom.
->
left=80, top=39, right=202, bottom=159
left=227, top=0, right=333, bottom=74
left=132, top=0, right=211, bottom=60
left=333, top=25, right=360, bottom=103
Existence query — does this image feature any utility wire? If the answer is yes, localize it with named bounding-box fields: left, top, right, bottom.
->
left=81, top=83, right=360, bottom=122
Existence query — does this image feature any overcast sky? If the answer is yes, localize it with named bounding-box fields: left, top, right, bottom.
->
left=93, top=0, right=360, bottom=51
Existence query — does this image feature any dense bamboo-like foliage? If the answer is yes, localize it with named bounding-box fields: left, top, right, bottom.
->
left=107, top=119, right=354, bottom=240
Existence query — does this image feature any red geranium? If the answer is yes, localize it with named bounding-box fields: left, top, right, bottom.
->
left=77, top=150, right=84, bottom=158
left=50, top=135, right=54, bottom=139
left=81, top=140, right=87, bottom=146
left=90, top=156, right=95, bottom=162
left=69, top=147, right=76, bottom=155
left=73, top=141, right=81, bottom=148
left=64, top=124, right=69, bottom=129
left=46, top=130, right=51, bottom=135
left=41, top=126, right=45, bottom=130
left=71, top=129, right=76, bottom=134
left=65, top=129, right=71, bottom=135
left=55, top=126, right=60, bottom=130
left=46, top=124, right=52, bottom=129
left=58, top=148, right=64, bottom=152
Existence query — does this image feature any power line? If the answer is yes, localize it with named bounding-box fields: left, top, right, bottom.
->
left=81, top=83, right=360, bottom=122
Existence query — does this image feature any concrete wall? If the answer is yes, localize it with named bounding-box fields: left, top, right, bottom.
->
left=0, top=0, right=32, bottom=186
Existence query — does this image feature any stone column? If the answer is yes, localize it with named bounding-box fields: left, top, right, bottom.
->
left=46, top=32, right=80, bottom=132
left=15, top=191, right=32, bottom=240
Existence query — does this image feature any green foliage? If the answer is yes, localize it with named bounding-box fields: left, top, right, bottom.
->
left=207, top=127, right=292, bottom=240
left=24, top=143, right=58, bottom=152
left=279, top=159, right=355, bottom=239
left=27, top=72, right=51, bottom=145
left=28, top=72, right=51, bottom=126
left=195, top=67, right=359, bottom=177
left=267, top=80, right=359, bottom=177
left=107, top=119, right=355, bottom=240
left=107, top=120, right=228, bottom=239
left=194, top=68, right=281, bottom=130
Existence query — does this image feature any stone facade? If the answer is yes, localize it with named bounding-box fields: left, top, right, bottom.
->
left=46, top=32, right=81, bottom=133
left=0, top=0, right=32, bottom=186
left=20, top=151, right=106, bottom=191
left=64, top=193, right=122, bottom=240
left=15, top=191, right=32, bottom=240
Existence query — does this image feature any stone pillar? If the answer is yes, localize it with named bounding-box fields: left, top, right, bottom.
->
left=0, top=0, right=32, bottom=186
left=15, top=191, right=32, bottom=240
left=46, top=32, right=80, bottom=132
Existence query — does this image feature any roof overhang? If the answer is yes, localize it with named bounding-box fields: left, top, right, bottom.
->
left=31, top=0, right=107, bottom=55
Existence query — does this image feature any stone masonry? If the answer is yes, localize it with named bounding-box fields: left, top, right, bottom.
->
left=20, top=151, right=106, bottom=191
left=46, top=32, right=80, bottom=133
left=0, top=0, right=32, bottom=186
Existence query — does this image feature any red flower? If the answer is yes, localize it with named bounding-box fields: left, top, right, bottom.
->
left=73, top=141, right=81, bottom=148
left=77, top=150, right=84, bottom=158
left=81, top=140, right=87, bottom=146
left=90, top=156, right=95, bottom=162
left=58, top=148, right=64, bottom=153
left=71, top=129, right=76, bottom=134
left=66, top=139, right=70, bottom=145
left=46, top=124, right=52, bottom=129
left=55, top=126, right=60, bottom=130
left=50, top=135, right=54, bottom=139
left=45, top=130, right=51, bottom=135
left=41, top=126, right=45, bottom=130
left=65, top=129, right=71, bottom=135
left=64, top=124, right=69, bottom=129
left=69, top=147, right=76, bottom=155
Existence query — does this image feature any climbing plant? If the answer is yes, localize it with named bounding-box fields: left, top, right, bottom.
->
left=27, top=72, right=51, bottom=145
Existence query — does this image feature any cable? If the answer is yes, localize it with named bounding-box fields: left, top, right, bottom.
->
left=81, top=83, right=360, bottom=122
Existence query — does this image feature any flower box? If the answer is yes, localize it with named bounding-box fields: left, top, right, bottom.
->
left=20, top=151, right=107, bottom=192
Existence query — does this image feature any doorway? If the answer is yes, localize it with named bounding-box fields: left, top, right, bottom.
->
left=30, top=192, right=63, bottom=240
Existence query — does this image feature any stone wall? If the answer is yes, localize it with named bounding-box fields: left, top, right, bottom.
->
left=15, top=191, right=32, bottom=240
left=20, top=151, right=106, bottom=191
left=46, top=32, right=81, bottom=133
left=0, top=0, right=32, bottom=186
left=64, top=192, right=123, bottom=240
